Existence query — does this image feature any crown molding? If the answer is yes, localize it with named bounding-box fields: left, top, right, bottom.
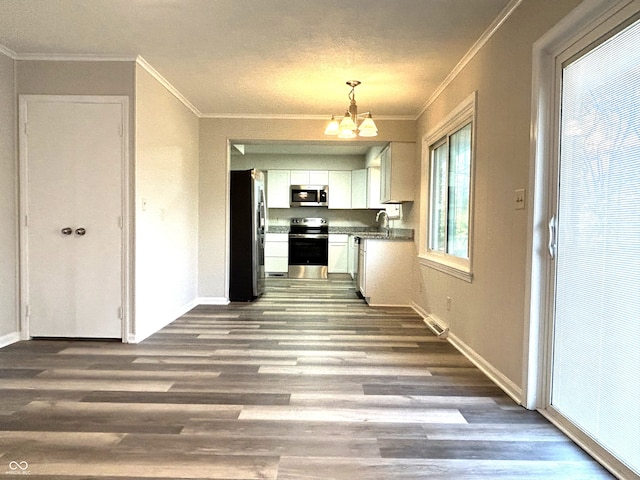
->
left=0, top=43, right=18, bottom=59
left=200, top=112, right=415, bottom=121
left=135, top=56, right=201, bottom=117
left=13, top=53, right=137, bottom=62
left=416, top=0, right=524, bottom=119
left=201, top=113, right=329, bottom=120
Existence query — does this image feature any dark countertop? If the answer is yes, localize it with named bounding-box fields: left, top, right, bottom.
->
left=266, top=226, right=290, bottom=234
left=351, top=229, right=414, bottom=241
left=267, top=225, right=414, bottom=241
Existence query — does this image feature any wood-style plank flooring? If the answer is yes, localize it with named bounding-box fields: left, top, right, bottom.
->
left=0, top=276, right=614, bottom=479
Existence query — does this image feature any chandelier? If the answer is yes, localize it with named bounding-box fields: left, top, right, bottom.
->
left=324, top=80, right=378, bottom=138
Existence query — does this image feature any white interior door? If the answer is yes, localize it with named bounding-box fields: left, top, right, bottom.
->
left=21, top=96, right=125, bottom=338
left=548, top=18, right=640, bottom=477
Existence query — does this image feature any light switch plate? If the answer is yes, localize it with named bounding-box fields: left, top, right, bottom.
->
left=514, top=188, right=526, bottom=210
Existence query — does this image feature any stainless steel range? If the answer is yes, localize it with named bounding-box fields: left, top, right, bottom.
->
left=288, top=217, right=328, bottom=279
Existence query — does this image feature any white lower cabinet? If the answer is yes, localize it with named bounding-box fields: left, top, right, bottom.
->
left=328, top=234, right=349, bottom=273
left=264, top=233, right=289, bottom=274
left=357, top=239, right=414, bottom=306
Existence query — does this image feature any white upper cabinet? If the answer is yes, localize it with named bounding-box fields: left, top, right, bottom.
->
left=367, top=166, right=385, bottom=209
left=290, top=170, right=328, bottom=185
left=290, top=170, right=309, bottom=185
left=328, top=170, right=352, bottom=209
left=268, top=168, right=376, bottom=210
left=351, top=169, right=367, bottom=209
left=309, top=170, right=329, bottom=185
left=379, top=142, right=415, bottom=203
left=266, top=170, right=291, bottom=208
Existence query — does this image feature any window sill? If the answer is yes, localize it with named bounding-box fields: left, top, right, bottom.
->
left=418, top=255, right=473, bottom=283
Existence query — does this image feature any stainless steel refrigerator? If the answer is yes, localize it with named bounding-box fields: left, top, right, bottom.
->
left=230, top=169, right=266, bottom=301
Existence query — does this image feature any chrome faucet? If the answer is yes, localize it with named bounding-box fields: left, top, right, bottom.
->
left=376, top=210, right=389, bottom=234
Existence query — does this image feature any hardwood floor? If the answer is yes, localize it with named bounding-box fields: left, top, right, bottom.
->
left=0, top=276, right=614, bottom=479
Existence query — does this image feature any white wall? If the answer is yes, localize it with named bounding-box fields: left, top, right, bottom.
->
left=0, top=52, right=17, bottom=344
left=17, top=60, right=136, bottom=162
left=134, top=64, right=199, bottom=341
left=413, top=0, right=583, bottom=400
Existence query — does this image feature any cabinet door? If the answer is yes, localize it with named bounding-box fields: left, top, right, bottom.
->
left=265, top=241, right=288, bottom=257
left=380, top=142, right=415, bottom=203
left=290, top=170, right=309, bottom=185
left=328, top=170, right=352, bottom=209
left=351, top=169, right=367, bottom=209
left=267, top=170, right=291, bottom=208
left=328, top=243, right=348, bottom=273
left=309, top=170, right=329, bottom=185
left=265, top=257, right=288, bottom=273
left=380, top=145, right=392, bottom=203
left=367, top=167, right=384, bottom=209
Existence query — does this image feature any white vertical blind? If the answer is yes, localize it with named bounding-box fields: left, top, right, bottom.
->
left=552, top=19, right=640, bottom=475
left=447, top=123, right=471, bottom=258
left=430, top=141, right=448, bottom=252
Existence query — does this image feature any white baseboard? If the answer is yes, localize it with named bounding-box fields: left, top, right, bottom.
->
left=447, top=332, right=523, bottom=404
left=196, top=296, right=230, bottom=305
left=0, top=331, right=21, bottom=349
left=411, top=302, right=431, bottom=321
left=368, top=302, right=413, bottom=308
left=411, top=302, right=523, bottom=405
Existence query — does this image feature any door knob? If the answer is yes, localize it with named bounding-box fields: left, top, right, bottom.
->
left=75, top=227, right=86, bottom=236
left=61, top=227, right=73, bottom=236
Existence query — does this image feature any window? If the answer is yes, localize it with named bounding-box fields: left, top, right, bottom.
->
left=549, top=16, right=640, bottom=477
left=420, top=93, right=475, bottom=281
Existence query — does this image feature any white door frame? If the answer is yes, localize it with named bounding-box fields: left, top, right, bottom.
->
left=18, top=95, right=131, bottom=342
left=524, top=1, right=640, bottom=478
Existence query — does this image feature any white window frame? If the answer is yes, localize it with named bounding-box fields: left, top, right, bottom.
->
left=419, top=92, right=476, bottom=282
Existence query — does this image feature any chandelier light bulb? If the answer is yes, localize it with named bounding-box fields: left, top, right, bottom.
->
left=338, top=112, right=356, bottom=132
left=324, top=81, right=378, bottom=138
left=358, top=113, right=378, bottom=137
left=324, top=115, right=340, bottom=135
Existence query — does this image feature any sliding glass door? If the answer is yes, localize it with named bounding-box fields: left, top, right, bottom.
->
left=549, top=16, right=640, bottom=478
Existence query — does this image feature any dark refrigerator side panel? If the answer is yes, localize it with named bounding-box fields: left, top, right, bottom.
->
left=230, top=170, right=254, bottom=301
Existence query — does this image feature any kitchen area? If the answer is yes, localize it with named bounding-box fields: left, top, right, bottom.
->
left=230, top=141, right=417, bottom=306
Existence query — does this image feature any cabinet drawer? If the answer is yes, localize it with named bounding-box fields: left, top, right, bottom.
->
left=265, top=233, right=289, bottom=242
left=329, top=234, right=349, bottom=243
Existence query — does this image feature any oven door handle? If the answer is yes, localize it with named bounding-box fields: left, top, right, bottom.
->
left=289, top=234, right=329, bottom=239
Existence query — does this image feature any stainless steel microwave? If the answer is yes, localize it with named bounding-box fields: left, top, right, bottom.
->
left=290, top=185, right=328, bottom=207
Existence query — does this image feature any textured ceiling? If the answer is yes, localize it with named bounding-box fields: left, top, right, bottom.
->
left=0, top=0, right=513, bottom=119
